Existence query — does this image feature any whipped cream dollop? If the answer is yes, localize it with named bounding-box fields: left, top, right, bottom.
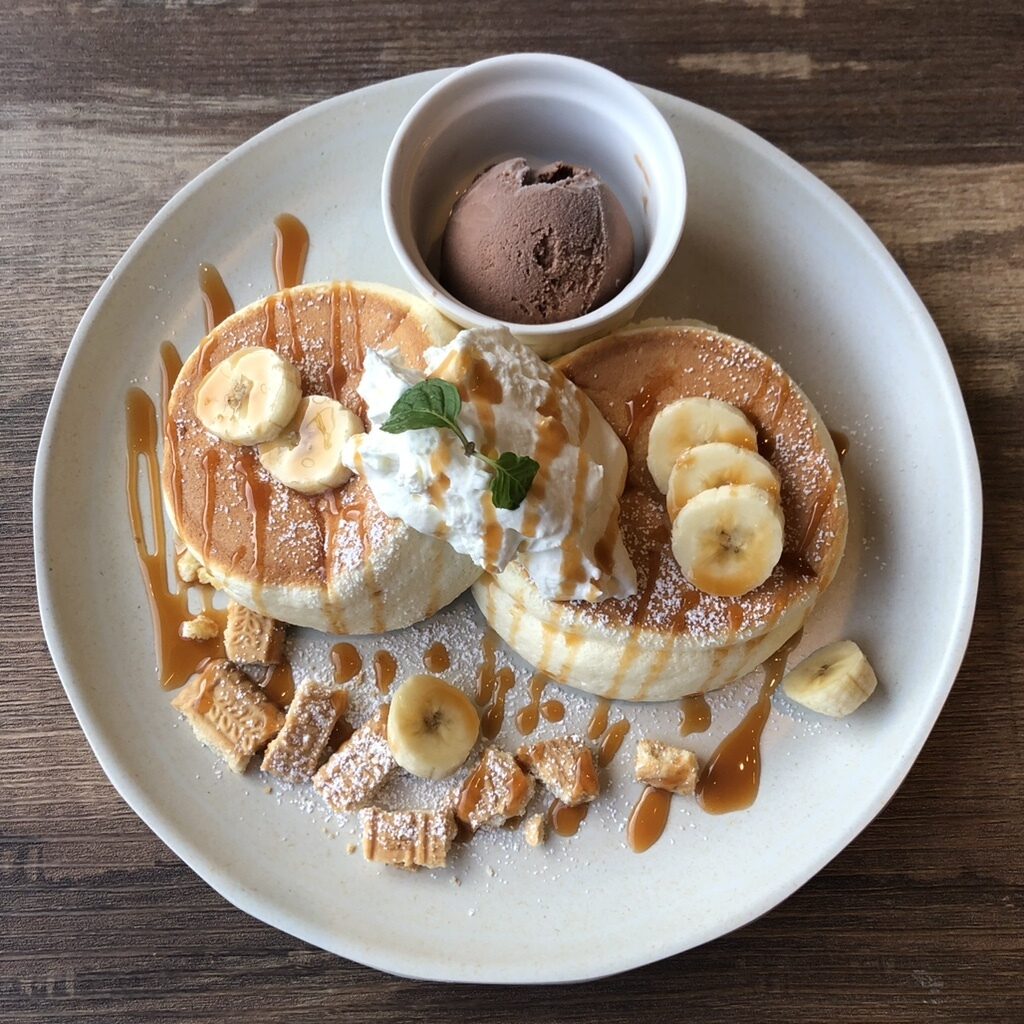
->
left=344, top=327, right=636, bottom=603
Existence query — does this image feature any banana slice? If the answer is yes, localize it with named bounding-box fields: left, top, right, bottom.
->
left=387, top=675, right=480, bottom=780
left=667, top=442, right=781, bottom=520
left=647, top=397, right=758, bottom=493
left=782, top=641, right=878, bottom=717
left=671, top=483, right=783, bottom=597
left=195, top=347, right=301, bottom=445
left=258, top=395, right=363, bottom=495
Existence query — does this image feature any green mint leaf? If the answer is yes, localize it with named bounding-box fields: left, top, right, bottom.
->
left=381, top=379, right=463, bottom=435
left=489, top=452, right=540, bottom=511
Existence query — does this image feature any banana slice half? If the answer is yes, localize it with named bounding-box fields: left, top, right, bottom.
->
left=667, top=441, right=781, bottom=521
left=387, top=675, right=480, bottom=780
left=782, top=640, right=878, bottom=717
left=195, top=347, right=302, bottom=445
left=647, top=397, right=758, bottom=493
left=258, top=395, right=363, bottom=495
left=671, top=483, right=784, bottom=597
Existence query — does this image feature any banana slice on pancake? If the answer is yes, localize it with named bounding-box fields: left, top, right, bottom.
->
left=666, top=442, right=780, bottom=520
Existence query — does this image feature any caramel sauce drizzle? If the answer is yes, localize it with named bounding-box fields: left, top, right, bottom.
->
left=260, top=294, right=277, bottom=349
left=273, top=213, right=309, bottom=292
left=623, top=383, right=662, bottom=444
left=199, top=448, right=220, bottom=563
left=481, top=666, right=515, bottom=741
left=327, top=282, right=346, bottom=401
left=456, top=758, right=489, bottom=824
left=696, top=630, right=803, bottom=814
left=521, top=377, right=568, bottom=540
left=679, top=692, right=712, bottom=736
left=627, top=786, right=672, bottom=853
left=428, top=446, right=452, bottom=530
left=541, top=699, right=565, bottom=723
left=423, top=642, right=450, bottom=674
left=476, top=630, right=500, bottom=706
left=125, top=387, right=225, bottom=688
left=587, top=699, right=611, bottom=741
left=331, top=642, right=362, bottom=684
left=160, top=343, right=185, bottom=527
left=515, top=673, right=551, bottom=735
left=597, top=719, right=631, bottom=768
left=372, top=650, right=397, bottom=694
left=233, top=450, right=272, bottom=582
left=549, top=799, right=589, bottom=837
left=283, top=288, right=303, bottom=363
left=727, top=603, right=745, bottom=632
left=263, top=661, right=295, bottom=710
left=198, top=262, right=235, bottom=336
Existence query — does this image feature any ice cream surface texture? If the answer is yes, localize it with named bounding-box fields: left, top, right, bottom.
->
left=440, top=158, right=635, bottom=325
left=344, top=327, right=637, bottom=603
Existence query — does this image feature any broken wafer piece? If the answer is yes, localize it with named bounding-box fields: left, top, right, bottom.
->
left=523, top=813, right=546, bottom=848
left=179, top=614, right=220, bottom=641
left=176, top=549, right=202, bottom=584
left=313, top=705, right=395, bottom=813
left=634, top=739, right=699, bottom=795
left=171, top=659, right=284, bottom=773
left=261, top=680, right=348, bottom=783
left=516, top=736, right=600, bottom=807
left=223, top=601, right=286, bottom=666
left=455, top=747, right=535, bottom=831
left=359, top=806, right=457, bottom=870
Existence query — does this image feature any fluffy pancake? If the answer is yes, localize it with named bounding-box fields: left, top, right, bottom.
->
left=162, top=282, right=481, bottom=633
left=472, top=322, right=848, bottom=701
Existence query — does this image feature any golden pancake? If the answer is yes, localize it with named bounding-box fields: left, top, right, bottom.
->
left=162, top=281, right=481, bottom=633
left=472, top=322, right=848, bottom=701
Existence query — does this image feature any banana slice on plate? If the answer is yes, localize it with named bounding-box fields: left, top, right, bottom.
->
left=782, top=641, right=878, bottom=717
left=258, top=395, right=363, bottom=495
left=195, top=347, right=301, bottom=445
left=666, top=441, right=781, bottom=520
left=647, top=397, right=758, bottom=493
left=671, top=483, right=784, bottom=597
left=387, top=675, right=480, bottom=780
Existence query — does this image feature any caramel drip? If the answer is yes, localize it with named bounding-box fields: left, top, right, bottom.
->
left=327, top=282, right=346, bottom=400
left=829, top=428, right=850, bottom=464
left=521, top=377, right=568, bottom=539
left=344, top=283, right=364, bottom=377
left=560, top=631, right=583, bottom=680
left=198, top=262, right=235, bottom=335
left=587, top=698, right=611, bottom=741
left=796, top=489, right=833, bottom=563
left=598, top=719, right=631, bottom=767
left=234, top=451, right=272, bottom=581
left=592, top=502, right=620, bottom=580
left=515, top=673, right=550, bottom=735
left=542, top=700, right=564, bottom=722
left=125, top=388, right=225, bottom=688
left=199, top=448, right=219, bottom=563
left=679, top=692, right=712, bottom=736
left=465, top=354, right=502, bottom=444
left=341, top=498, right=384, bottom=632
left=696, top=630, right=803, bottom=814
left=456, top=759, right=488, bottom=824
left=627, top=786, right=672, bottom=853
left=428, top=446, right=452, bottom=529
left=263, top=661, right=295, bottom=710
left=160, top=344, right=185, bottom=527
left=728, top=603, right=745, bottom=632
left=549, top=799, right=589, bottom=837
left=331, top=642, right=362, bottom=684
left=769, top=375, right=792, bottom=433
left=423, top=642, right=450, bottom=674
left=481, top=666, right=515, bottom=741
left=273, top=213, right=309, bottom=291
left=555, top=394, right=592, bottom=598
left=481, top=493, right=503, bottom=573
left=283, top=288, right=303, bottom=363
left=624, top=383, right=661, bottom=444
left=260, top=294, right=277, bottom=349
left=372, top=650, right=397, bottom=694
left=476, top=632, right=499, bottom=706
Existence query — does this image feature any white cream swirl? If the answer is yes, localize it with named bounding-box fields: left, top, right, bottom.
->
left=344, top=327, right=636, bottom=602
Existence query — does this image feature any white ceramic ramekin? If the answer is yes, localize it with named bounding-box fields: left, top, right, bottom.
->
left=382, top=53, right=687, bottom=359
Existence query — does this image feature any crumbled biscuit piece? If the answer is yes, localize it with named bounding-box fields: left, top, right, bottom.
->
left=197, top=566, right=217, bottom=587
left=634, top=739, right=700, bottom=795
left=455, top=747, right=535, bottom=831
left=261, top=680, right=347, bottom=783
left=517, top=736, right=600, bottom=806
left=176, top=549, right=201, bottom=584
left=179, top=614, right=220, bottom=641
left=523, top=813, right=546, bottom=848
left=313, top=706, right=395, bottom=813
left=171, top=659, right=284, bottom=773
left=359, top=806, right=456, bottom=870
left=223, top=601, right=286, bottom=666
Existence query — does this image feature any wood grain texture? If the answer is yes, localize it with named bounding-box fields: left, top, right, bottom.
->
left=2, top=0, right=1021, bottom=1021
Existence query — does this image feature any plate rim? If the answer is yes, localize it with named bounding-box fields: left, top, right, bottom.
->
left=33, top=67, right=983, bottom=983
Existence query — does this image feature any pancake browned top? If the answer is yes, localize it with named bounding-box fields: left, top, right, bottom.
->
left=519, top=322, right=847, bottom=643
left=162, top=282, right=454, bottom=610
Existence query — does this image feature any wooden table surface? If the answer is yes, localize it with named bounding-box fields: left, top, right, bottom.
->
left=2, top=1, right=1021, bottom=1020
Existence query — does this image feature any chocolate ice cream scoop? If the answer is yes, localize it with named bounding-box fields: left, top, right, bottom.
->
left=440, top=158, right=635, bottom=325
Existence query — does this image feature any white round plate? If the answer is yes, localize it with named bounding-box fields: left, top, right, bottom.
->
left=35, top=69, right=981, bottom=983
